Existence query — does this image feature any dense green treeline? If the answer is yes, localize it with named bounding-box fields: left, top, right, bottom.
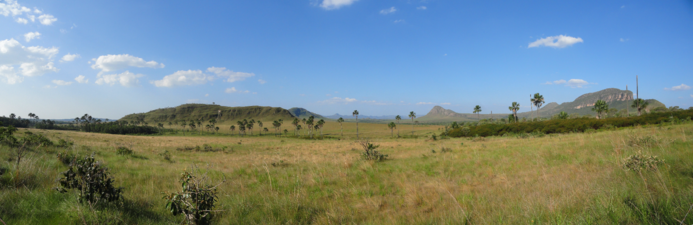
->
left=448, top=109, right=693, bottom=137
left=81, top=122, right=160, bottom=135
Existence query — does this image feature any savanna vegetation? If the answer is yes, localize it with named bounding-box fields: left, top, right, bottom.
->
left=1, top=107, right=693, bottom=224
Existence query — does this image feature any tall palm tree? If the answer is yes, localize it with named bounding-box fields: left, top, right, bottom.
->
left=532, top=93, right=545, bottom=119
left=292, top=118, right=300, bottom=136
left=258, top=121, right=264, bottom=135
left=197, top=120, right=202, bottom=135
left=247, top=120, right=254, bottom=136
left=558, top=111, right=569, bottom=119
left=508, top=102, right=520, bottom=123
left=237, top=120, right=245, bottom=136
left=395, top=115, right=401, bottom=136
left=592, top=100, right=609, bottom=119
left=631, top=98, right=649, bottom=116
left=409, top=111, right=416, bottom=136
left=473, top=105, right=481, bottom=120
left=306, top=116, right=315, bottom=138
left=353, top=110, right=360, bottom=138
left=230, top=125, right=235, bottom=135
left=337, top=117, right=344, bottom=137
left=302, top=118, right=307, bottom=136
left=317, top=119, right=325, bottom=137
left=388, top=122, right=396, bottom=137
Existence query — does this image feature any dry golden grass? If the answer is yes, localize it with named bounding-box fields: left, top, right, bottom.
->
left=1, top=123, right=693, bottom=224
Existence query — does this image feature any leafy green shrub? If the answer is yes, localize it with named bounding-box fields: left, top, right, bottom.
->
left=359, top=140, right=388, bottom=161
left=531, top=131, right=545, bottom=138
left=56, top=154, right=123, bottom=205
left=431, top=134, right=437, bottom=141
left=622, top=151, right=664, bottom=172
left=160, top=150, right=173, bottom=162
left=57, top=152, right=77, bottom=166
left=116, top=147, right=133, bottom=155
left=627, top=135, right=658, bottom=148
left=440, top=147, right=452, bottom=153
left=56, top=139, right=74, bottom=148
left=163, top=168, right=225, bottom=225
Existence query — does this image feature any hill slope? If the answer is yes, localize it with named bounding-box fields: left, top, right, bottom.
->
left=419, top=88, right=665, bottom=122
left=120, top=104, right=296, bottom=124
left=288, top=107, right=325, bottom=119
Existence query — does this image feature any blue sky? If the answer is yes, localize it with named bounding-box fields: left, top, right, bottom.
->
left=1, top=0, right=692, bottom=119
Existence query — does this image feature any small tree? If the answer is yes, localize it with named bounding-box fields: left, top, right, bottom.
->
left=337, top=117, right=344, bottom=137
left=163, top=166, right=225, bottom=225
left=387, top=122, right=396, bottom=137
left=56, top=154, right=123, bottom=205
left=359, top=140, right=387, bottom=161
left=557, top=111, right=569, bottom=119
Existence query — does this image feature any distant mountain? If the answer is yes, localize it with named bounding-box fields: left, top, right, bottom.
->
left=288, top=107, right=324, bottom=119
left=325, top=114, right=398, bottom=120
left=419, top=88, right=666, bottom=122
left=119, top=104, right=296, bottom=123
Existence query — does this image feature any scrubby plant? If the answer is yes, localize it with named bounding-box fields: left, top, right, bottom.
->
left=622, top=150, right=664, bottom=172
left=56, top=138, right=74, bottom=148
left=116, top=146, right=133, bottom=155
left=160, top=150, right=173, bottom=162
left=163, top=167, right=225, bottom=225
left=627, top=135, right=658, bottom=148
left=359, top=140, right=387, bottom=161
left=57, top=152, right=77, bottom=166
left=56, top=154, right=123, bottom=205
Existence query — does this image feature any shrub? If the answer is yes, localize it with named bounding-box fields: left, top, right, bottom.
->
left=56, top=139, right=74, bottom=148
left=627, top=135, right=658, bottom=148
left=359, top=140, right=388, bottom=161
left=160, top=150, right=173, bottom=162
left=163, top=167, right=225, bottom=225
left=57, top=152, right=77, bottom=166
left=116, top=147, right=133, bottom=155
left=622, top=151, right=664, bottom=172
left=56, top=154, right=123, bottom=205
left=440, top=147, right=452, bottom=153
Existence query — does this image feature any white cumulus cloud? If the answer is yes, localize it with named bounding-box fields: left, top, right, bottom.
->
left=24, top=31, right=40, bottom=42
left=15, top=17, right=26, bottom=24
left=0, top=64, right=22, bottom=84
left=417, top=6, right=427, bottom=10
left=151, top=70, right=213, bottom=87
left=90, top=54, right=164, bottom=73
left=37, top=14, right=56, bottom=25
left=0, top=0, right=30, bottom=17
left=225, top=87, right=250, bottom=94
left=664, top=84, right=691, bottom=91
left=0, top=38, right=59, bottom=83
left=528, top=35, right=583, bottom=48
left=380, top=7, right=396, bottom=15
left=207, top=67, right=254, bottom=83
left=74, top=75, right=88, bottom=83
left=52, top=79, right=71, bottom=86
left=60, top=53, right=79, bottom=62
left=319, top=0, right=358, bottom=10
left=95, top=71, right=143, bottom=87
left=318, top=97, right=357, bottom=104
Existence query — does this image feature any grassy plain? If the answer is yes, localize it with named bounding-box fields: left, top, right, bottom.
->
left=1, top=121, right=693, bottom=224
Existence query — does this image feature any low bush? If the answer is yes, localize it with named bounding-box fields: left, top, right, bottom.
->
left=359, top=140, right=388, bottom=161
left=55, top=154, right=123, bottom=205
left=447, top=109, right=693, bottom=137
left=622, top=150, right=664, bottom=172
left=163, top=167, right=225, bottom=225
left=116, top=147, right=133, bottom=155
left=159, top=150, right=173, bottom=162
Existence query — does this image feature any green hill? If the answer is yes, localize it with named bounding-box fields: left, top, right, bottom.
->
left=418, top=88, right=666, bottom=122
left=119, top=104, right=296, bottom=124
left=288, top=107, right=325, bottom=119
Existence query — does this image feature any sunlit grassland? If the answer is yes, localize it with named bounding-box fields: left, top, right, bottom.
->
left=1, top=122, right=692, bottom=224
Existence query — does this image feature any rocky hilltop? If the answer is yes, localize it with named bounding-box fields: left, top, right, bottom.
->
left=120, top=104, right=296, bottom=123
left=419, top=88, right=664, bottom=122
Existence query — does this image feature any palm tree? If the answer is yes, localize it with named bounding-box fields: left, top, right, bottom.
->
left=273, top=121, right=281, bottom=136
left=230, top=125, right=235, bottom=135
left=409, top=111, right=416, bottom=136
left=306, top=116, right=315, bottom=138
left=189, top=121, right=196, bottom=134
left=473, top=105, right=481, bottom=120
left=508, top=102, right=520, bottom=123
left=197, top=120, right=202, bottom=135
left=263, top=127, right=269, bottom=134
left=258, top=121, right=264, bottom=135
left=247, top=120, right=254, bottom=136
left=558, top=111, right=569, bottom=119
left=532, top=93, right=545, bottom=119
left=237, top=121, right=245, bottom=136
left=592, top=100, right=609, bottom=119
left=292, top=118, right=300, bottom=136
left=631, top=98, right=649, bottom=116
left=337, top=117, right=344, bottom=137
left=395, top=115, right=401, bottom=136
left=317, top=119, right=325, bottom=137
left=353, top=110, right=360, bottom=138
left=302, top=118, right=307, bottom=136
left=388, top=122, right=396, bottom=137
left=296, top=124, right=302, bottom=136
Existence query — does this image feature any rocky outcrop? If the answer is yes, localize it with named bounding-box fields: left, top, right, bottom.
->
left=573, top=88, right=633, bottom=109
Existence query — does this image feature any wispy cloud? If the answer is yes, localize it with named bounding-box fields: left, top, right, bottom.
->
left=318, top=0, right=358, bottom=10
left=664, top=84, right=691, bottom=91
left=151, top=70, right=214, bottom=87
left=225, top=87, right=250, bottom=94
left=258, top=79, right=266, bottom=84
left=620, top=38, right=629, bottom=42
left=74, top=75, right=88, bottom=84
left=90, top=54, right=164, bottom=73
left=528, top=35, right=583, bottom=48
left=416, top=102, right=435, bottom=105
left=380, top=7, right=396, bottom=15
left=24, top=32, right=40, bottom=42
left=60, top=53, right=80, bottom=62
left=52, top=79, right=72, bottom=86
left=318, top=97, right=357, bottom=104
left=393, top=19, right=405, bottom=23
left=362, top=100, right=391, bottom=105
left=544, top=79, right=591, bottom=88
left=440, top=102, right=451, bottom=105
left=95, top=71, right=144, bottom=87
left=416, top=6, right=427, bottom=10
left=208, top=67, right=254, bottom=83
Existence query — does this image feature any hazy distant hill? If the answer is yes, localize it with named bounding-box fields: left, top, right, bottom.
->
left=288, top=108, right=325, bottom=119
left=419, top=88, right=666, bottom=122
left=325, top=114, right=398, bottom=120
left=120, top=104, right=296, bottom=124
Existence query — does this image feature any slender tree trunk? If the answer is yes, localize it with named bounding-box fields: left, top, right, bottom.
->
left=411, top=119, right=414, bottom=136
left=340, top=124, right=343, bottom=137
left=356, top=117, right=359, bottom=139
